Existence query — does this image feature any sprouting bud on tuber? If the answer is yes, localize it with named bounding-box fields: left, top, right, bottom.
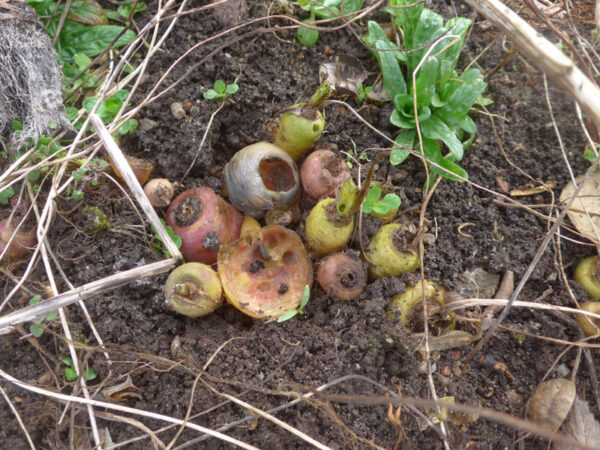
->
left=269, top=106, right=325, bottom=162
left=224, top=142, right=300, bottom=218
left=165, top=263, right=223, bottom=317
left=144, top=178, right=174, bottom=208
left=317, top=252, right=366, bottom=300
left=166, top=187, right=243, bottom=265
left=300, top=149, right=351, bottom=200
left=305, top=198, right=354, bottom=255
left=367, top=223, right=419, bottom=279
left=574, top=255, right=600, bottom=300
left=0, top=218, right=36, bottom=264
left=217, top=225, right=312, bottom=319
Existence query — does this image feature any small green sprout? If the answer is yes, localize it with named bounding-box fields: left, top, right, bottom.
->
left=203, top=80, right=239, bottom=100
left=0, top=187, right=15, bottom=206
left=28, top=295, right=58, bottom=338
left=361, top=186, right=401, bottom=215
left=512, top=332, right=524, bottom=345
left=277, top=285, right=310, bottom=322
left=63, top=357, right=97, bottom=382
left=151, top=219, right=182, bottom=258
left=356, top=81, right=372, bottom=102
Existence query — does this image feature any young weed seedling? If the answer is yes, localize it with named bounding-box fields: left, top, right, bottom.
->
left=363, top=0, right=491, bottom=184
left=277, top=285, right=310, bottom=322
left=361, top=186, right=401, bottom=216
left=204, top=80, right=239, bottom=100
left=151, top=219, right=182, bottom=258
left=356, top=81, right=372, bottom=103
left=63, top=357, right=97, bottom=382
left=28, top=295, right=58, bottom=338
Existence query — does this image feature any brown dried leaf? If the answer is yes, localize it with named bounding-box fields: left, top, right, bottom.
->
left=414, top=330, right=475, bottom=353
left=563, top=396, right=600, bottom=448
left=528, top=378, right=576, bottom=432
left=319, top=55, right=368, bottom=98
left=559, top=171, right=600, bottom=244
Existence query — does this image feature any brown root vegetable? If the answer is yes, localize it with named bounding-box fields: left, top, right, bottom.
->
left=165, top=263, right=223, bottom=317
left=166, top=187, right=243, bottom=265
left=224, top=142, right=300, bottom=218
left=317, top=252, right=366, bottom=300
left=217, top=225, right=312, bottom=319
left=300, top=149, right=350, bottom=200
left=0, top=218, right=36, bottom=264
left=143, top=178, right=174, bottom=208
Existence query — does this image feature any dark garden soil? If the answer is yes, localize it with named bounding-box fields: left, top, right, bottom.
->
left=1, top=1, right=598, bottom=448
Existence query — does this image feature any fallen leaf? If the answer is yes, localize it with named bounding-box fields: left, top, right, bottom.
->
left=559, top=171, right=600, bottom=244
left=527, top=378, right=575, bottom=432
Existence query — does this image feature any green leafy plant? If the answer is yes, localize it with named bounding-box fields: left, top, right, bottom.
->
left=28, top=295, right=58, bottom=337
left=0, top=187, right=15, bottom=206
left=363, top=0, right=491, bottom=183
left=151, top=219, right=182, bottom=258
left=295, top=0, right=364, bottom=46
left=277, top=285, right=310, bottom=322
left=81, top=89, right=138, bottom=134
left=361, top=186, right=401, bottom=215
left=203, top=80, right=239, bottom=100
left=63, top=357, right=97, bottom=382
left=27, top=0, right=137, bottom=64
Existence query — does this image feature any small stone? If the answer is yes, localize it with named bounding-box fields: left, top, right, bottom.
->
left=170, top=102, right=185, bottom=119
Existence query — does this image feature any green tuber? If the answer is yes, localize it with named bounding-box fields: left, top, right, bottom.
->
left=305, top=198, right=354, bottom=255
left=165, top=263, right=223, bottom=317
left=367, top=223, right=419, bottom=279
left=574, top=255, right=600, bottom=300
left=389, top=280, right=446, bottom=332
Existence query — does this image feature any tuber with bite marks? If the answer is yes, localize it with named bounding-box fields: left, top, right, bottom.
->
left=224, top=142, right=300, bottom=218
left=165, top=263, right=223, bottom=317
left=317, top=252, right=366, bottom=300
left=166, top=187, right=243, bottom=264
left=217, top=225, right=312, bottom=319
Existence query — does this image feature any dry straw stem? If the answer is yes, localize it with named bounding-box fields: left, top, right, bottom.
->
left=463, top=0, right=600, bottom=130
left=89, top=113, right=182, bottom=261
left=0, top=259, right=175, bottom=334
left=0, top=367, right=259, bottom=450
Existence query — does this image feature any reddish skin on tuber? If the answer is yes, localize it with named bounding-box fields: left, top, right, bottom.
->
left=317, top=252, right=366, bottom=300
left=166, top=187, right=243, bottom=265
left=301, top=149, right=350, bottom=200
left=0, top=218, right=36, bottom=264
left=218, top=225, right=312, bottom=319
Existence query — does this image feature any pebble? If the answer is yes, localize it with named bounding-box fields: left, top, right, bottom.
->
left=170, top=102, right=185, bottom=119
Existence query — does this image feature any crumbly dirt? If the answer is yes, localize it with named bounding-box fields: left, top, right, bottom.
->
left=1, top=1, right=599, bottom=449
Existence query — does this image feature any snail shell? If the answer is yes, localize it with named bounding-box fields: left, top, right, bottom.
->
left=224, top=142, right=300, bottom=218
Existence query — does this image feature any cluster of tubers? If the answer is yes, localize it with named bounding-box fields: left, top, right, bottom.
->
left=141, top=87, right=428, bottom=321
